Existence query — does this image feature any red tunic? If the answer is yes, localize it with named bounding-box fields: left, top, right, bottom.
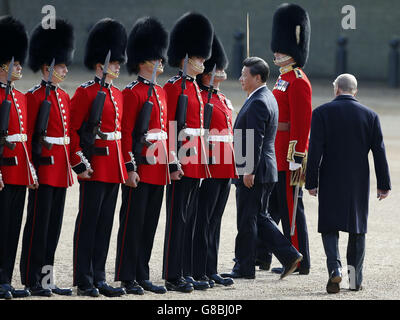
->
left=26, top=82, right=73, bottom=187
left=272, top=66, right=312, bottom=171
left=121, top=77, right=170, bottom=185
left=164, top=74, right=210, bottom=179
left=70, top=78, right=128, bottom=184
left=199, top=87, right=237, bottom=179
left=0, top=84, right=36, bottom=186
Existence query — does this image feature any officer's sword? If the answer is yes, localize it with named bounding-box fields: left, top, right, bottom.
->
left=290, top=167, right=302, bottom=236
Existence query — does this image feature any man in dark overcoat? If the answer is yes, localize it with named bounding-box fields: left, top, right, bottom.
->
left=305, top=73, right=391, bottom=294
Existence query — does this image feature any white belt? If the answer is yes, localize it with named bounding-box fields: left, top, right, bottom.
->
left=184, top=128, right=205, bottom=137
left=96, top=131, right=121, bottom=140
left=6, top=133, right=27, bottom=143
left=44, top=136, right=70, bottom=145
left=208, top=135, right=234, bottom=143
left=146, top=131, right=168, bottom=141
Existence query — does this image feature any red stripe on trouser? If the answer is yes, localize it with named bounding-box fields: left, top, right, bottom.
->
left=25, top=189, right=39, bottom=286
left=164, top=181, right=176, bottom=279
left=73, top=183, right=85, bottom=285
left=116, top=188, right=133, bottom=280
left=285, top=173, right=300, bottom=251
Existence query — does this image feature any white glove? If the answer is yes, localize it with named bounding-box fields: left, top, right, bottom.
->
left=289, top=161, right=302, bottom=171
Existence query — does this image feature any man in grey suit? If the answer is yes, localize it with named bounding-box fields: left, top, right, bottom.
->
left=306, top=74, right=391, bottom=294
left=221, top=57, right=302, bottom=280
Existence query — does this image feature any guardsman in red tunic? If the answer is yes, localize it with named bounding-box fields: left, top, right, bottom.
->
left=162, top=12, right=213, bottom=293
left=258, top=4, right=312, bottom=274
left=0, top=16, right=37, bottom=300
left=115, top=16, right=169, bottom=295
left=192, top=34, right=238, bottom=287
left=70, top=18, right=127, bottom=297
left=19, top=19, right=74, bottom=297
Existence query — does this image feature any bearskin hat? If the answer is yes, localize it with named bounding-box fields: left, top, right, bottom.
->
left=167, top=12, right=213, bottom=68
left=270, top=3, right=311, bottom=68
left=28, top=18, right=75, bottom=72
left=84, top=18, right=127, bottom=70
left=203, top=34, right=229, bottom=74
left=0, top=15, right=28, bottom=66
left=126, top=16, right=168, bottom=75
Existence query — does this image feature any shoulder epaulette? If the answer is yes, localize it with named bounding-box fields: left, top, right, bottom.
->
left=27, top=84, right=42, bottom=94
left=168, top=75, right=181, bottom=84
left=126, top=80, right=139, bottom=89
left=80, top=80, right=95, bottom=88
left=294, top=68, right=303, bottom=79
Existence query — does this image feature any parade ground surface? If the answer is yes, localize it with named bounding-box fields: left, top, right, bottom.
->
left=10, top=69, right=400, bottom=300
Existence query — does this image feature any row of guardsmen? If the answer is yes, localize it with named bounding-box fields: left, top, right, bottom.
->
left=0, top=5, right=312, bottom=299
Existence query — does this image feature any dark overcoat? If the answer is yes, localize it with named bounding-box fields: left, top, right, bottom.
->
left=305, top=95, right=391, bottom=233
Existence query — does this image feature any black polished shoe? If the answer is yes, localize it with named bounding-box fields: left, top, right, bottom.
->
left=95, top=281, right=126, bottom=297
left=326, top=269, right=342, bottom=294
left=209, top=274, right=234, bottom=286
left=299, top=267, right=310, bottom=275
left=280, top=254, right=303, bottom=279
left=184, top=276, right=210, bottom=290
left=51, top=286, right=73, bottom=296
left=77, top=286, right=100, bottom=297
left=10, top=287, right=30, bottom=298
left=255, top=259, right=271, bottom=271
left=195, top=276, right=215, bottom=288
left=122, top=281, right=144, bottom=295
left=272, top=266, right=309, bottom=275
left=138, top=280, right=167, bottom=294
left=0, top=284, right=13, bottom=300
left=349, top=285, right=363, bottom=292
left=165, top=278, right=194, bottom=293
left=220, top=271, right=255, bottom=279
left=27, top=285, right=52, bottom=297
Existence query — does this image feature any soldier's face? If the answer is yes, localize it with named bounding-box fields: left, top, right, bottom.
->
left=143, top=59, right=164, bottom=76
left=5, top=60, right=23, bottom=81
left=187, top=56, right=205, bottom=76
left=52, top=64, right=68, bottom=83
left=107, top=61, right=121, bottom=79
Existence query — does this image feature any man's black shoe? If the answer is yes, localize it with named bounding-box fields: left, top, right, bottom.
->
left=184, top=276, right=210, bottom=290
left=51, top=286, right=73, bottom=296
left=138, top=280, right=166, bottom=294
left=165, top=278, right=194, bottom=293
left=349, top=285, right=363, bottom=292
left=0, top=284, right=13, bottom=300
left=77, top=286, right=100, bottom=297
left=1, top=284, right=30, bottom=298
left=220, top=271, right=255, bottom=279
left=122, top=281, right=144, bottom=295
left=195, top=276, right=215, bottom=288
left=26, top=285, right=52, bottom=297
left=280, top=254, right=303, bottom=279
left=209, top=274, right=234, bottom=286
left=272, top=266, right=309, bottom=275
left=255, top=259, right=271, bottom=271
left=326, top=269, right=342, bottom=294
left=95, top=281, right=126, bottom=297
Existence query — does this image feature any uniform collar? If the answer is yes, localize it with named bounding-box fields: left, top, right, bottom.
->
left=94, top=76, right=111, bottom=88
left=279, top=64, right=297, bottom=75
left=0, top=81, right=14, bottom=90
left=198, top=82, right=219, bottom=94
left=40, top=79, right=58, bottom=91
left=137, top=75, right=153, bottom=85
left=178, top=71, right=195, bottom=82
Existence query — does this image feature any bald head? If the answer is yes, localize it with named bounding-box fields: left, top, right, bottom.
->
left=333, top=73, right=358, bottom=96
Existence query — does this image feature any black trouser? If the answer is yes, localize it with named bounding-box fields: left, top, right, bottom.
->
left=321, top=232, right=365, bottom=289
left=115, top=183, right=164, bottom=282
left=234, top=182, right=300, bottom=276
left=191, top=178, right=231, bottom=278
left=20, top=185, right=66, bottom=287
left=163, top=176, right=200, bottom=281
left=73, top=181, right=119, bottom=289
left=0, top=184, right=26, bottom=285
left=258, top=171, right=310, bottom=269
